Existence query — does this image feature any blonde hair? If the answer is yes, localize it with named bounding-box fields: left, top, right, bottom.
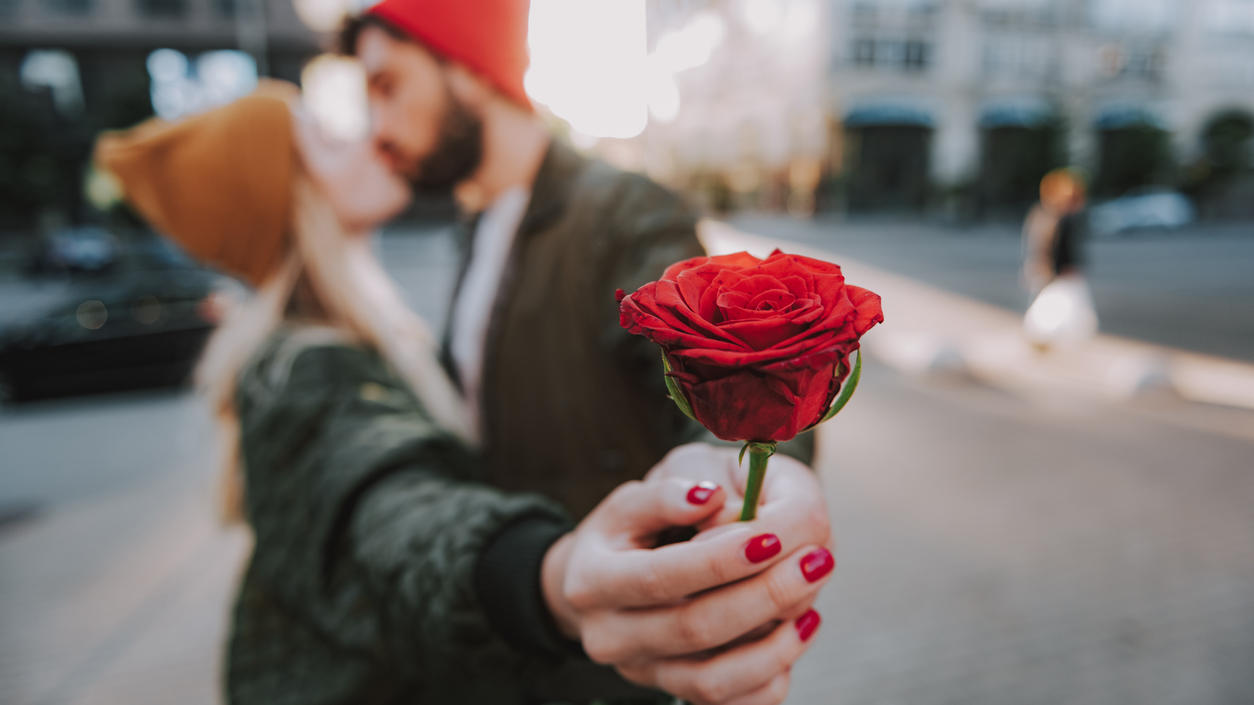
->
left=199, top=175, right=476, bottom=522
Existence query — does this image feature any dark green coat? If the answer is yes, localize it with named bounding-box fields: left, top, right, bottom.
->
left=227, top=329, right=577, bottom=704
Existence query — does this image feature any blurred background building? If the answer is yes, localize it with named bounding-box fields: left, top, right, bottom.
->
left=2, top=0, right=1253, bottom=234
left=625, top=0, right=1254, bottom=218
left=0, top=0, right=319, bottom=232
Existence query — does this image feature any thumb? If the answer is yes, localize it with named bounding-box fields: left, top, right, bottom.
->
left=594, top=477, right=726, bottom=542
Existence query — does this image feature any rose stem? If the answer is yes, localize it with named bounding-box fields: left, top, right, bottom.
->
left=739, top=443, right=775, bottom=521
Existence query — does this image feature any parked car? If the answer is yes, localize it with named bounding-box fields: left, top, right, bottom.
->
left=0, top=234, right=241, bottom=402
left=24, top=226, right=120, bottom=276
left=1089, top=189, right=1196, bottom=237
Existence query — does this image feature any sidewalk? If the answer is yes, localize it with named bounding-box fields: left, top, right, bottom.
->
left=701, top=220, right=1254, bottom=426
left=0, top=474, right=247, bottom=705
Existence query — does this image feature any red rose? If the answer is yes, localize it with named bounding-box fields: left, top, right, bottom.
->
left=618, top=249, right=883, bottom=443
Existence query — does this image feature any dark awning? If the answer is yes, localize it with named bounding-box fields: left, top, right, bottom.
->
left=979, top=96, right=1056, bottom=128
left=844, top=98, right=935, bottom=128
left=1095, top=103, right=1166, bottom=130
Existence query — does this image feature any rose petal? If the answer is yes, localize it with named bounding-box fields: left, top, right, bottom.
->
left=670, top=355, right=842, bottom=442
left=652, top=281, right=749, bottom=346
left=663, top=251, right=761, bottom=281
left=779, top=274, right=810, bottom=299
left=845, top=285, right=885, bottom=335
left=668, top=325, right=851, bottom=367
left=621, top=287, right=746, bottom=351
left=720, top=317, right=808, bottom=349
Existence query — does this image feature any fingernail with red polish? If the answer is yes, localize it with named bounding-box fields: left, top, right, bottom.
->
left=795, top=609, right=821, bottom=642
left=744, top=533, right=782, bottom=563
left=800, top=548, right=834, bottom=583
left=686, top=481, right=719, bottom=505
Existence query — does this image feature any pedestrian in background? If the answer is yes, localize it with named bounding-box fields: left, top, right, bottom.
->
left=1021, top=168, right=1099, bottom=348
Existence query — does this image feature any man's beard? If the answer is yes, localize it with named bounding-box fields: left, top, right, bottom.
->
left=406, top=90, right=484, bottom=197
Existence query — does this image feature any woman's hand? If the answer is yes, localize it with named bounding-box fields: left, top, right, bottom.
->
left=541, top=444, right=833, bottom=705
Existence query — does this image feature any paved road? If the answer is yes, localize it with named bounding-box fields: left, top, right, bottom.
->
left=2, top=225, right=1252, bottom=704
left=731, top=215, right=1254, bottom=363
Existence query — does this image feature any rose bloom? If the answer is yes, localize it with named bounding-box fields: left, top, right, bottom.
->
left=619, top=250, right=883, bottom=442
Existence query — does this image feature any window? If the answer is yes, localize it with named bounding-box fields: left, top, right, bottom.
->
left=906, top=1, right=939, bottom=25
left=875, top=39, right=904, bottom=66
left=852, top=1, right=877, bottom=27
left=852, top=36, right=932, bottom=72
left=984, top=8, right=1012, bottom=27
left=136, top=0, right=186, bottom=18
left=1091, top=0, right=1174, bottom=34
left=852, top=37, right=876, bottom=66
left=904, top=40, right=931, bottom=70
left=1125, top=46, right=1167, bottom=82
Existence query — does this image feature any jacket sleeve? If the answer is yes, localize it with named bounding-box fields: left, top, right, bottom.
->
left=235, top=340, right=572, bottom=683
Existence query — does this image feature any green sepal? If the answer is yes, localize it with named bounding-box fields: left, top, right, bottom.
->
left=739, top=441, right=777, bottom=466
left=660, top=349, right=698, bottom=422
left=811, top=348, right=862, bottom=430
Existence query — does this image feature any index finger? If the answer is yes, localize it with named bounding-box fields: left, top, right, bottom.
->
left=575, top=512, right=829, bottom=609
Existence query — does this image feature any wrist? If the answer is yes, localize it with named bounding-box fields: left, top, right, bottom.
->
left=540, top=532, right=581, bottom=641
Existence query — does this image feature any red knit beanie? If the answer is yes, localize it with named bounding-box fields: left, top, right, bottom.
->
left=367, top=0, right=532, bottom=109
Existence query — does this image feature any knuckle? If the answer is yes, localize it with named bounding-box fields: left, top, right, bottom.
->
left=764, top=568, right=798, bottom=613
left=609, top=480, right=644, bottom=505
left=581, top=624, right=623, bottom=666
left=563, top=573, right=598, bottom=611
left=769, top=640, right=797, bottom=676
left=690, top=672, right=729, bottom=705
left=675, top=606, right=716, bottom=650
left=703, top=547, right=737, bottom=585
left=650, top=665, right=686, bottom=700
left=615, top=662, right=653, bottom=687
left=807, top=506, right=833, bottom=543
left=634, top=561, right=671, bottom=604
left=766, top=672, right=792, bottom=704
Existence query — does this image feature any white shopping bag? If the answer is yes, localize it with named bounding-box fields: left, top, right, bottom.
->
left=1024, top=273, right=1099, bottom=346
